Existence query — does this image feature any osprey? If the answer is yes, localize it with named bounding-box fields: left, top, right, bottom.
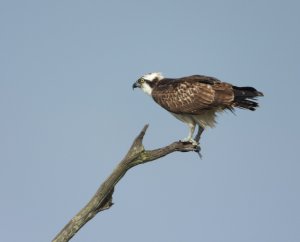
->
left=132, top=72, right=263, bottom=145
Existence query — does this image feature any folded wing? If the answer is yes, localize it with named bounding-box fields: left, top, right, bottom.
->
left=151, top=75, right=235, bottom=114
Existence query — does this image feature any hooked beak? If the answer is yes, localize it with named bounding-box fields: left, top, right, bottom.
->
left=132, top=81, right=141, bottom=90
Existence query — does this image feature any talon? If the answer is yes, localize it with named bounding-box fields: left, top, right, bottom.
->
left=180, top=138, right=199, bottom=146
left=190, top=140, right=199, bottom=146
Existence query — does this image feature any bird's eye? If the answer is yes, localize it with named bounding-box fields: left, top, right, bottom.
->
left=140, top=78, right=145, bottom=83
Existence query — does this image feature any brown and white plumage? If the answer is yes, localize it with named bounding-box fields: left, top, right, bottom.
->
left=132, top=72, right=263, bottom=144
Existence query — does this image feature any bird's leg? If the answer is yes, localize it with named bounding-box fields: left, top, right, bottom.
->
left=194, top=125, right=204, bottom=143
left=180, top=122, right=197, bottom=145
left=192, top=125, right=204, bottom=159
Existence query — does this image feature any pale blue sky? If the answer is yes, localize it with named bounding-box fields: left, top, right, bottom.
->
left=1, top=1, right=299, bottom=241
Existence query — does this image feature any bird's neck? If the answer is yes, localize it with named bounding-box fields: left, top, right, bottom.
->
left=141, top=84, right=153, bottom=96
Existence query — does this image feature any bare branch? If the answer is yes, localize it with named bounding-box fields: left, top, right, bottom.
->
left=52, top=124, right=199, bottom=242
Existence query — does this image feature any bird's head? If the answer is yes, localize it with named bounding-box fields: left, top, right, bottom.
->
left=132, top=72, right=164, bottom=95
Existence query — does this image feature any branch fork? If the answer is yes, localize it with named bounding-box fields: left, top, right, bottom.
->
left=53, top=124, right=200, bottom=242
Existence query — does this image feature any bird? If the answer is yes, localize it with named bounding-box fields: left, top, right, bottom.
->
left=132, top=72, right=263, bottom=145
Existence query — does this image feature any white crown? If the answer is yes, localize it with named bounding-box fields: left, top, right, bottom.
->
left=142, top=72, right=164, bottom=81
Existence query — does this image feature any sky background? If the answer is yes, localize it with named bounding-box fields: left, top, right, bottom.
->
left=1, top=0, right=299, bottom=241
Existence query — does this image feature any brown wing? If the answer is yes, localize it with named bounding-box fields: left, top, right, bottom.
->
left=151, top=75, right=235, bottom=114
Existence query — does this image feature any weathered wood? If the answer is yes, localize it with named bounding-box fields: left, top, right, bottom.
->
left=52, top=124, right=199, bottom=242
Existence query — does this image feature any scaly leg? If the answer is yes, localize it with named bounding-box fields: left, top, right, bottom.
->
left=181, top=122, right=197, bottom=145
left=194, top=125, right=204, bottom=143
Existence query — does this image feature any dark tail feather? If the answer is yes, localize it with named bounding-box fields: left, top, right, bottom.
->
left=233, top=86, right=264, bottom=111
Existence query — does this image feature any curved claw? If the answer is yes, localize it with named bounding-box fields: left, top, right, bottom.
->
left=180, top=138, right=199, bottom=146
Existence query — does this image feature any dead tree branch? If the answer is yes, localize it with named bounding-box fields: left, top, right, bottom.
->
left=52, top=124, right=199, bottom=242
